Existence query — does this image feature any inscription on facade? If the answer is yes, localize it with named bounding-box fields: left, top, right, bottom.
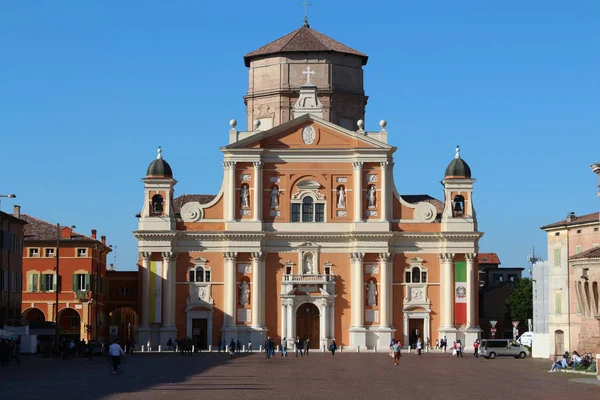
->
left=237, top=263, right=251, bottom=273
left=237, top=309, right=251, bottom=322
left=365, top=309, right=379, bottom=323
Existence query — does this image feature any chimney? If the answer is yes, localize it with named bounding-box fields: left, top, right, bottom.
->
left=13, top=205, right=21, bottom=219
left=61, top=227, right=73, bottom=239
left=101, top=235, right=106, bottom=245
left=91, top=229, right=97, bottom=239
left=566, top=212, right=576, bottom=223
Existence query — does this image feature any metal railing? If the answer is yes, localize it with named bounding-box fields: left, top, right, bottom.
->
left=282, top=274, right=334, bottom=283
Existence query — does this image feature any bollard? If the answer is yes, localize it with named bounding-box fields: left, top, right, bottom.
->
left=322, top=345, right=325, bottom=353
left=340, top=346, right=343, bottom=353
left=356, top=346, right=360, bottom=353
left=276, top=345, right=280, bottom=352
left=158, top=345, right=162, bottom=352
left=373, top=346, right=377, bottom=353
left=259, top=345, right=263, bottom=352
left=242, top=345, right=246, bottom=352
left=192, top=345, right=195, bottom=353
left=141, top=345, right=145, bottom=352
left=208, top=345, right=212, bottom=352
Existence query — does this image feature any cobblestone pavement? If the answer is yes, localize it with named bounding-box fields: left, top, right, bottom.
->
left=1, top=351, right=598, bottom=400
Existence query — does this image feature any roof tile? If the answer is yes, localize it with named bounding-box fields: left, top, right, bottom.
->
left=541, top=211, right=600, bottom=230
left=570, top=246, right=600, bottom=260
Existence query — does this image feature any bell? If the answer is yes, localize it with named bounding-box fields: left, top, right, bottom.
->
left=454, top=201, right=463, bottom=213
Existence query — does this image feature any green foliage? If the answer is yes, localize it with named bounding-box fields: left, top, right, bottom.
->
left=506, top=278, right=533, bottom=328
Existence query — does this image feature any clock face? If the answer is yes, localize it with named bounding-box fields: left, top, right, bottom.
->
left=302, top=126, right=316, bottom=145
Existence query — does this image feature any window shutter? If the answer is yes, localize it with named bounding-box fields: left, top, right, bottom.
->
left=53, top=274, right=58, bottom=292
left=40, top=274, right=46, bottom=291
left=72, top=274, right=78, bottom=292
left=85, top=274, right=90, bottom=291
left=32, top=274, right=38, bottom=292
left=27, top=274, right=33, bottom=292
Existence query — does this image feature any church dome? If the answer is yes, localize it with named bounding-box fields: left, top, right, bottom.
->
left=444, top=146, right=472, bottom=179
left=146, top=147, right=173, bottom=178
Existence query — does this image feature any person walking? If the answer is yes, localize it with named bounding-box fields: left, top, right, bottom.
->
left=236, top=340, right=241, bottom=354
left=456, top=341, right=463, bottom=357
left=295, top=337, right=303, bottom=357
left=442, top=336, right=447, bottom=353
left=229, top=339, right=236, bottom=358
left=247, top=340, right=252, bottom=353
left=304, top=338, right=310, bottom=356
left=281, top=338, right=288, bottom=357
left=392, top=341, right=400, bottom=365
left=330, top=340, right=337, bottom=358
left=264, top=337, right=271, bottom=359
left=416, top=338, right=423, bottom=358
left=108, top=340, right=125, bottom=374
left=473, top=339, right=480, bottom=358
left=397, top=340, right=403, bottom=357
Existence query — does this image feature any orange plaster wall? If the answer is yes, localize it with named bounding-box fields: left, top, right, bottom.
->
left=201, top=194, right=224, bottom=220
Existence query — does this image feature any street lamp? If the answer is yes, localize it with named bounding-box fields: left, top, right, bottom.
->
left=0, top=194, right=16, bottom=211
left=54, top=223, right=76, bottom=350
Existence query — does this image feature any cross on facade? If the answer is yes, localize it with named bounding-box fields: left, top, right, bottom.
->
left=302, top=66, right=315, bottom=84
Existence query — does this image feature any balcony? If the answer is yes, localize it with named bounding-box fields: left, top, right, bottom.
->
left=282, top=274, right=334, bottom=285
left=74, top=291, right=90, bottom=302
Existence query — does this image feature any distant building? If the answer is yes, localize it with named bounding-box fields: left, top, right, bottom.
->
left=105, top=269, right=139, bottom=345
left=0, top=205, right=27, bottom=329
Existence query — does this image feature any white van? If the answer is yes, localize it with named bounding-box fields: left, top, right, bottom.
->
left=517, top=332, right=533, bottom=347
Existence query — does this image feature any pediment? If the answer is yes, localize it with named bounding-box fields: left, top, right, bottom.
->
left=224, top=114, right=391, bottom=151
left=297, top=180, right=321, bottom=190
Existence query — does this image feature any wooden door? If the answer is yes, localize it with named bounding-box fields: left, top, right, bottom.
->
left=408, top=319, right=424, bottom=348
left=192, top=318, right=208, bottom=350
left=296, top=303, right=320, bottom=349
left=554, top=330, right=564, bottom=355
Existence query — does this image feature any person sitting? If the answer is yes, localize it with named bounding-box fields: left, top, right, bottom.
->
left=549, top=356, right=562, bottom=372
left=571, top=351, right=582, bottom=368
left=560, top=352, right=572, bottom=369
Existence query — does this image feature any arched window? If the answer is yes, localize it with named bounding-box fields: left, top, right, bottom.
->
left=405, top=259, right=427, bottom=283
left=453, top=195, right=465, bottom=216
left=189, top=266, right=211, bottom=283
left=412, top=267, right=421, bottom=283
left=151, top=194, right=164, bottom=215
left=291, top=195, right=325, bottom=222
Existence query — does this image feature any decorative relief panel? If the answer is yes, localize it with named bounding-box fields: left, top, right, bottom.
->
left=240, top=209, right=251, bottom=216
left=336, top=210, right=347, bottom=217
left=269, top=177, right=281, bottom=183
left=240, top=174, right=251, bottom=182
left=237, top=263, right=251, bottom=273
left=181, top=202, right=203, bottom=222
left=367, top=174, right=378, bottom=183
left=237, top=309, right=251, bottom=323
left=270, top=210, right=280, bottom=217
left=336, top=177, right=348, bottom=183
left=365, top=309, right=379, bottom=323
left=365, top=264, right=379, bottom=274
left=367, top=210, right=378, bottom=217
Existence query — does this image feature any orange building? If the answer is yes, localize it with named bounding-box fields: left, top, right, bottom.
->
left=134, top=22, right=483, bottom=351
left=19, top=212, right=112, bottom=342
left=0, top=205, right=27, bottom=329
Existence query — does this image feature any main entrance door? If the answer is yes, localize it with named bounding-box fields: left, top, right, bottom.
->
left=192, top=318, right=208, bottom=350
left=296, top=303, right=320, bottom=349
left=408, top=319, right=424, bottom=348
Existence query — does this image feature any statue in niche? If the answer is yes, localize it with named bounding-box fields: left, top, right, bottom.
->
left=270, top=186, right=280, bottom=208
left=337, top=186, right=346, bottom=209
left=367, top=280, right=377, bottom=306
left=240, top=185, right=250, bottom=208
left=239, top=281, right=250, bottom=305
left=367, top=185, right=376, bottom=208
left=303, top=254, right=313, bottom=274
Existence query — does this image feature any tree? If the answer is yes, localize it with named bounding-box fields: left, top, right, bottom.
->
left=506, top=278, right=533, bottom=329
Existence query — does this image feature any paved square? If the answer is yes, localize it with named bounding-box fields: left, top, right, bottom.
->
left=1, top=352, right=598, bottom=399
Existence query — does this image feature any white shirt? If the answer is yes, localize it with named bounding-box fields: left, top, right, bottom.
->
left=109, top=343, right=125, bottom=357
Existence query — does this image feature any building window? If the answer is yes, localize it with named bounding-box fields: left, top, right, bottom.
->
left=594, top=227, right=599, bottom=232
left=69, top=316, right=79, bottom=328
left=507, top=274, right=518, bottom=282
left=118, top=287, right=130, bottom=296
left=29, top=273, right=38, bottom=292
left=1, top=270, right=8, bottom=291
left=405, top=264, right=427, bottom=283
left=28, top=248, right=39, bottom=257
left=40, top=273, right=56, bottom=292
left=554, top=292, right=562, bottom=314
left=555, top=232, right=560, bottom=236
left=73, top=274, right=90, bottom=292
left=151, top=194, right=164, bottom=215
left=291, top=195, right=325, bottom=223
left=291, top=204, right=301, bottom=222
left=576, top=246, right=582, bottom=254
left=45, top=248, right=55, bottom=257
left=576, top=229, right=582, bottom=234
left=554, top=248, right=561, bottom=267
left=493, top=274, right=503, bottom=283
left=189, top=266, right=211, bottom=283
left=452, top=195, right=465, bottom=216
left=77, top=248, right=88, bottom=257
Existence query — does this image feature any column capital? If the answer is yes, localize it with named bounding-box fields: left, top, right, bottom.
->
left=350, top=252, right=364, bottom=262
left=161, top=251, right=177, bottom=261
left=465, top=253, right=477, bottom=261
left=282, top=298, right=294, bottom=307
left=252, top=161, right=263, bottom=169
left=380, top=161, right=390, bottom=169
left=251, top=251, right=267, bottom=262
left=352, top=161, right=363, bottom=170
left=378, top=252, right=394, bottom=262
left=223, top=161, right=236, bottom=170
left=141, top=252, right=152, bottom=261
left=222, top=252, right=237, bottom=261
left=438, top=253, right=455, bottom=262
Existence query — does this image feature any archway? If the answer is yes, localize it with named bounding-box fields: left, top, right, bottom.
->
left=108, top=307, right=139, bottom=346
left=296, top=303, right=320, bottom=349
left=554, top=330, right=564, bottom=355
left=58, top=308, right=81, bottom=340
left=22, top=307, right=45, bottom=323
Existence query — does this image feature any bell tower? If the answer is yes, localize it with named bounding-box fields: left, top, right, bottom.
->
left=139, top=147, right=177, bottom=231
left=441, top=146, right=477, bottom=232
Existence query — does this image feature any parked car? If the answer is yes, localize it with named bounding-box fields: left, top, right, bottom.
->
left=517, top=331, right=533, bottom=347
left=479, top=339, right=529, bottom=359
left=84, top=341, right=105, bottom=356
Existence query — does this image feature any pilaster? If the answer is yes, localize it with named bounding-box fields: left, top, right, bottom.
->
left=380, top=161, right=389, bottom=222
left=352, top=162, right=363, bottom=222
left=251, top=251, right=266, bottom=328
left=223, top=161, right=236, bottom=221
left=222, top=252, right=237, bottom=328
left=161, top=252, right=177, bottom=328
left=465, top=253, right=477, bottom=330
left=252, top=161, right=263, bottom=222
left=141, top=252, right=151, bottom=328
left=378, top=252, right=394, bottom=327
left=349, top=252, right=366, bottom=348
left=438, top=253, right=455, bottom=331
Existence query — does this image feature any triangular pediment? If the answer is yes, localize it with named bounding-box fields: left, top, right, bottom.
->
left=223, top=114, right=392, bottom=151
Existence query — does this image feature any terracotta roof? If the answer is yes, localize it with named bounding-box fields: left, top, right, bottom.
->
left=244, top=26, right=368, bottom=67
left=570, top=246, right=600, bottom=260
left=173, top=194, right=217, bottom=213
left=19, top=214, right=106, bottom=246
left=401, top=194, right=445, bottom=216
left=541, top=211, right=600, bottom=230
left=477, top=253, right=501, bottom=265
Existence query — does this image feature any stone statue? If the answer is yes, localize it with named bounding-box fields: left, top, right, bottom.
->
left=239, top=281, right=250, bottom=305
left=337, top=186, right=346, bottom=209
left=304, top=254, right=313, bottom=274
left=270, top=186, right=279, bottom=208
left=240, top=185, right=249, bottom=208
left=367, top=280, right=377, bottom=306
left=367, top=185, right=376, bottom=208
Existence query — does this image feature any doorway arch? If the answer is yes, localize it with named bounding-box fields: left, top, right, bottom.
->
left=108, top=307, right=139, bottom=346
left=22, top=307, right=46, bottom=323
left=296, top=303, right=320, bottom=349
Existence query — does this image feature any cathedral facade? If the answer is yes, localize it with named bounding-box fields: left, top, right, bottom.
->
left=134, top=23, right=482, bottom=351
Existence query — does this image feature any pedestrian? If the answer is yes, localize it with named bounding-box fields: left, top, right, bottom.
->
left=442, top=336, right=447, bottom=353
left=397, top=340, right=402, bottom=357
left=147, top=338, right=152, bottom=352
left=389, top=339, right=395, bottom=358
left=304, top=338, right=310, bottom=356
left=264, top=337, right=271, bottom=359
left=167, top=338, right=173, bottom=351
left=416, top=338, right=423, bottom=358
left=269, top=338, right=275, bottom=357
left=456, top=341, right=463, bottom=357
left=237, top=340, right=241, bottom=354
left=295, top=337, right=303, bottom=357
left=473, top=339, right=479, bottom=358
left=229, top=338, right=235, bottom=358
left=248, top=340, right=252, bottom=353
left=435, top=339, right=439, bottom=350
left=281, top=338, right=288, bottom=357
left=392, top=341, right=400, bottom=365
left=330, top=340, right=337, bottom=358
left=87, top=340, right=93, bottom=360
left=108, top=340, right=125, bottom=374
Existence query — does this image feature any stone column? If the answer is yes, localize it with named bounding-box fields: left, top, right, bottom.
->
left=380, top=161, right=389, bottom=222
left=352, top=162, right=363, bottom=222
left=252, top=161, right=263, bottom=221
left=465, top=253, right=476, bottom=329
left=285, top=299, right=294, bottom=349
left=319, top=298, right=328, bottom=349
left=403, top=314, right=409, bottom=349
left=223, top=161, right=236, bottom=221
left=328, top=302, right=335, bottom=339
left=280, top=300, right=287, bottom=340
left=251, top=252, right=266, bottom=328
left=161, top=252, right=177, bottom=327
left=141, top=252, right=151, bottom=327
left=350, top=252, right=364, bottom=327
left=222, top=252, right=237, bottom=327
left=378, top=253, right=394, bottom=327
left=439, top=253, right=455, bottom=330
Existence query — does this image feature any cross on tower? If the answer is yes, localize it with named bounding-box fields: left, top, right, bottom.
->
left=302, top=66, right=315, bottom=84
left=300, top=1, right=312, bottom=27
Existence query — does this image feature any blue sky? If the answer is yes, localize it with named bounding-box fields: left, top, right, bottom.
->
left=1, top=1, right=598, bottom=271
